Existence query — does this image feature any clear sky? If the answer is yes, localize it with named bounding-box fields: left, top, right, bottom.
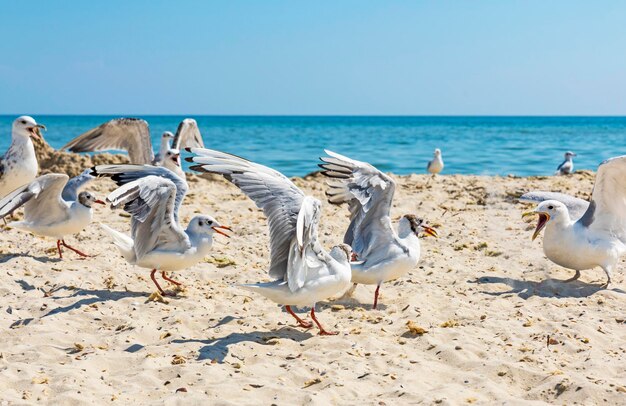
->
left=1, top=1, right=625, bottom=115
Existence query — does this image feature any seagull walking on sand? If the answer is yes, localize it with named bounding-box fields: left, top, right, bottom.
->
left=186, top=148, right=353, bottom=335
left=62, top=118, right=204, bottom=180
left=92, top=165, right=230, bottom=295
left=521, top=155, right=626, bottom=287
left=0, top=116, right=46, bottom=198
left=319, top=150, right=438, bottom=309
left=0, top=169, right=103, bottom=258
left=426, top=148, right=444, bottom=175
left=555, top=151, right=576, bottom=175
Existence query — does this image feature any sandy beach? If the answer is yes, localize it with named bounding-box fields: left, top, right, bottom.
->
left=0, top=169, right=623, bottom=405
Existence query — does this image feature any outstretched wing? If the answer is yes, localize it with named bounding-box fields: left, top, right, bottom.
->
left=0, top=174, right=69, bottom=224
left=90, top=164, right=187, bottom=223
left=62, top=118, right=154, bottom=164
left=186, top=148, right=306, bottom=281
left=106, top=175, right=189, bottom=259
left=61, top=168, right=96, bottom=201
left=519, top=191, right=589, bottom=221
left=172, top=119, right=204, bottom=150
left=319, top=150, right=397, bottom=258
left=577, top=155, right=626, bottom=242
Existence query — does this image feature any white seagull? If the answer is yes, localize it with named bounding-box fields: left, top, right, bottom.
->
left=92, top=165, right=230, bottom=295
left=426, top=148, right=444, bottom=175
left=62, top=118, right=204, bottom=180
left=187, top=148, right=353, bottom=335
left=319, top=150, right=438, bottom=309
left=0, top=116, right=46, bottom=198
left=0, top=169, right=103, bottom=258
left=521, top=155, right=626, bottom=286
left=555, top=151, right=576, bottom=175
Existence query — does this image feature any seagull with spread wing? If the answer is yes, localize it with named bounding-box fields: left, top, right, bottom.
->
left=520, top=155, right=626, bottom=286
left=319, top=150, right=438, bottom=309
left=92, top=165, right=230, bottom=295
left=62, top=117, right=205, bottom=180
left=186, top=148, right=353, bottom=335
left=0, top=169, right=103, bottom=258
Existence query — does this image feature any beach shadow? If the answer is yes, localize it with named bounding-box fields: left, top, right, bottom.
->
left=173, top=327, right=313, bottom=363
left=320, top=299, right=388, bottom=311
left=43, top=287, right=147, bottom=317
left=0, top=252, right=60, bottom=263
left=469, top=275, right=625, bottom=299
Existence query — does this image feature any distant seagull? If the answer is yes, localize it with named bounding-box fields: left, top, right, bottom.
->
left=186, top=148, right=353, bottom=335
left=555, top=151, right=576, bottom=175
left=92, top=165, right=230, bottom=295
left=0, top=116, right=46, bottom=198
left=521, top=155, right=626, bottom=286
left=0, top=169, right=103, bottom=258
left=426, top=148, right=444, bottom=175
left=319, top=150, right=438, bottom=309
left=62, top=118, right=204, bottom=180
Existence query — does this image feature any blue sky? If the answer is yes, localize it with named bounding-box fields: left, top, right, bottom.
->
left=1, top=1, right=625, bottom=115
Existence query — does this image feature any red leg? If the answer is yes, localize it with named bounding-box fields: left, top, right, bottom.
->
left=373, top=284, right=381, bottom=309
left=286, top=305, right=313, bottom=328
left=61, top=240, right=89, bottom=257
left=56, top=240, right=63, bottom=259
left=310, top=307, right=338, bottom=336
left=161, top=271, right=182, bottom=286
left=150, top=269, right=166, bottom=295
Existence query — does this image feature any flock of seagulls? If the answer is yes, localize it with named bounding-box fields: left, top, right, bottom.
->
left=0, top=115, right=621, bottom=335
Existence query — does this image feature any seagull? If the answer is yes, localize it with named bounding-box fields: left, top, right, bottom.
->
left=521, top=155, right=626, bottom=286
left=426, top=148, right=444, bottom=175
left=555, top=151, right=576, bottom=175
left=186, top=148, right=353, bottom=335
left=62, top=118, right=204, bottom=180
left=319, top=150, right=438, bottom=309
left=92, top=165, right=230, bottom=295
left=0, top=169, right=103, bottom=258
left=0, top=116, right=46, bottom=198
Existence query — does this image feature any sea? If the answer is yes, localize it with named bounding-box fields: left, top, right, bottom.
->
left=1, top=115, right=625, bottom=177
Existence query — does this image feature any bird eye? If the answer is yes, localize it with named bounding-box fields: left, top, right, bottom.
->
left=21, top=120, right=26, bottom=124
left=548, top=205, right=554, bottom=210
left=208, top=220, right=213, bottom=225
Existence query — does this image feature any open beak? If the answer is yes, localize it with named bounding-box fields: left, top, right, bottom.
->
left=211, top=225, right=232, bottom=238
left=522, top=211, right=550, bottom=241
left=94, top=199, right=106, bottom=205
left=28, top=124, right=46, bottom=139
left=171, top=153, right=181, bottom=167
left=421, top=225, right=439, bottom=238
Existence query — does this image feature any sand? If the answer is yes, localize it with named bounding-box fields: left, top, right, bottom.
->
left=0, top=170, right=624, bottom=405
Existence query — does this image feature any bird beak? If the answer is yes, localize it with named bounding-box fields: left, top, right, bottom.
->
left=29, top=124, right=46, bottom=139
left=421, top=225, right=438, bottom=238
left=94, top=199, right=106, bottom=205
left=211, top=225, right=232, bottom=238
left=522, top=211, right=550, bottom=241
left=172, top=153, right=181, bottom=167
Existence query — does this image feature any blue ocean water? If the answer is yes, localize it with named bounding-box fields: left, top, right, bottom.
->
left=1, top=115, right=625, bottom=177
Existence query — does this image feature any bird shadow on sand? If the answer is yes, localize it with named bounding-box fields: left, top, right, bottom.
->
left=319, top=299, right=387, bottom=311
left=469, top=275, right=626, bottom=299
left=0, top=252, right=61, bottom=264
left=172, top=326, right=313, bottom=363
left=42, top=287, right=147, bottom=317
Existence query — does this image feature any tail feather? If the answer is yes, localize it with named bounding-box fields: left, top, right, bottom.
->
left=100, top=223, right=136, bottom=263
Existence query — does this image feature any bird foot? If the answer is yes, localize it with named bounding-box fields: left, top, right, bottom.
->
left=318, top=330, right=339, bottom=336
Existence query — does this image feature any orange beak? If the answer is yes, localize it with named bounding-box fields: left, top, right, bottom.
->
left=211, top=225, right=232, bottom=238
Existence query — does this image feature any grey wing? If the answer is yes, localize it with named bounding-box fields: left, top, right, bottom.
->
left=90, top=164, right=187, bottom=223
left=577, top=155, right=626, bottom=241
left=61, top=168, right=96, bottom=201
left=0, top=174, right=69, bottom=223
left=106, top=175, right=189, bottom=258
left=519, top=191, right=589, bottom=221
left=62, top=118, right=154, bottom=164
left=186, top=148, right=305, bottom=280
left=172, top=119, right=204, bottom=150
left=319, top=149, right=397, bottom=258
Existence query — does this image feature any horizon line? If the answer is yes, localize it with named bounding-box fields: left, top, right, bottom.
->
left=1, top=113, right=626, bottom=118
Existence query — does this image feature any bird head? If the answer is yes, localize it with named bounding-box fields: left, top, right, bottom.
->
left=564, top=151, right=576, bottom=159
left=330, top=243, right=352, bottom=263
left=12, top=116, right=45, bottom=140
left=77, top=191, right=106, bottom=208
left=522, top=200, right=568, bottom=241
left=434, top=148, right=442, bottom=157
left=189, top=215, right=231, bottom=238
left=166, top=149, right=181, bottom=167
left=401, top=214, right=438, bottom=238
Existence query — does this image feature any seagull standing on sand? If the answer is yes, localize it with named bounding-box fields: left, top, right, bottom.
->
left=555, top=151, right=576, bottom=175
left=62, top=118, right=204, bottom=180
left=0, top=116, right=46, bottom=198
left=186, top=148, right=353, bottom=335
left=0, top=169, right=103, bottom=258
left=92, top=165, right=230, bottom=295
left=319, top=150, right=438, bottom=309
left=426, top=148, right=444, bottom=175
left=521, top=155, right=626, bottom=286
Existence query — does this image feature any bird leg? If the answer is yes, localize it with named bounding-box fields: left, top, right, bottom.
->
left=161, top=271, right=182, bottom=286
left=601, top=267, right=612, bottom=288
left=56, top=240, right=63, bottom=259
left=372, top=284, right=381, bottom=309
left=61, top=240, right=89, bottom=257
left=150, top=269, right=166, bottom=295
left=340, top=283, right=358, bottom=299
left=285, top=305, right=313, bottom=328
left=310, top=307, right=338, bottom=336
left=564, top=270, right=581, bottom=282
